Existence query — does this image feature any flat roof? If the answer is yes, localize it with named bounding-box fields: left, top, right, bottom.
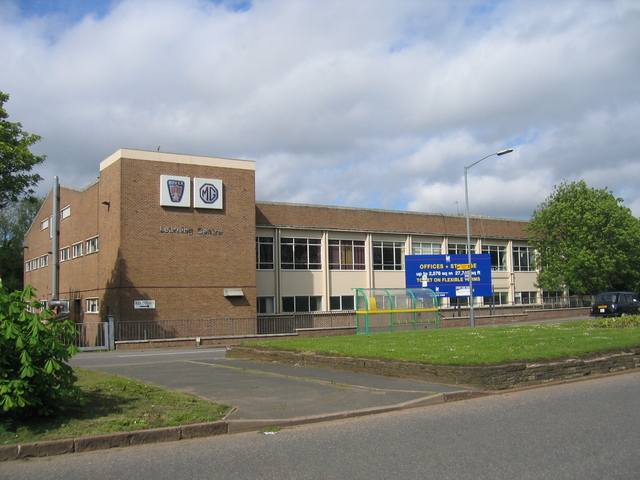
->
left=100, top=148, right=256, bottom=171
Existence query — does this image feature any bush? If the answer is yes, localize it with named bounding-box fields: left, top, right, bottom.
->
left=0, top=285, right=80, bottom=418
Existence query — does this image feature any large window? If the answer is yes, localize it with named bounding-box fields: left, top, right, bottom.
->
left=412, top=242, right=442, bottom=255
left=330, top=295, right=355, bottom=310
left=256, top=237, right=274, bottom=269
left=281, top=238, right=321, bottom=270
left=282, top=296, right=323, bottom=312
left=257, top=296, right=275, bottom=314
left=482, top=245, right=507, bottom=271
left=329, top=240, right=365, bottom=270
left=373, top=241, right=404, bottom=271
left=513, top=246, right=535, bottom=271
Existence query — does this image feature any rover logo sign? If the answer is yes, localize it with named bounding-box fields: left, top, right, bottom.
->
left=167, top=179, right=185, bottom=202
left=160, top=175, right=191, bottom=208
left=199, top=183, right=219, bottom=204
left=194, top=178, right=223, bottom=209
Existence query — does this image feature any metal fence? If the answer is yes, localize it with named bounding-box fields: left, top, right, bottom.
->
left=72, top=321, right=112, bottom=351
left=114, top=311, right=356, bottom=341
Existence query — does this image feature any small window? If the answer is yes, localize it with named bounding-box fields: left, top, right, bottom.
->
left=86, top=236, right=99, bottom=254
left=60, top=205, right=71, bottom=219
left=72, top=242, right=83, bottom=258
left=25, top=261, right=31, bottom=272
left=86, top=298, right=99, bottom=314
left=60, top=247, right=70, bottom=262
left=40, top=255, right=49, bottom=267
left=257, top=296, right=275, bottom=314
left=40, top=218, right=50, bottom=230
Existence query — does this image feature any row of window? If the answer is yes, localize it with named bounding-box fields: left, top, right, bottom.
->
left=26, top=237, right=99, bottom=271
left=30, top=298, right=99, bottom=314
left=256, top=237, right=535, bottom=272
left=258, top=295, right=355, bottom=313
left=257, top=291, right=540, bottom=313
left=40, top=205, right=71, bottom=231
left=25, top=255, right=49, bottom=271
left=61, top=236, right=99, bottom=262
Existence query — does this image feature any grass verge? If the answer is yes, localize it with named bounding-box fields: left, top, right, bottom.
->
left=243, top=318, right=640, bottom=365
left=0, top=368, right=231, bottom=446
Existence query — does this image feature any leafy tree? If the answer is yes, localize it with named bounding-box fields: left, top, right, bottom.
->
left=0, top=285, right=79, bottom=418
left=0, top=91, right=46, bottom=209
left=0, top=196, right=43, bottom=291
left=526, top=180, right=640, bottom=295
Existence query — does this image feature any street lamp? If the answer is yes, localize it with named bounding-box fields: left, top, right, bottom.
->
left=464, top=148, right=513, bottom=327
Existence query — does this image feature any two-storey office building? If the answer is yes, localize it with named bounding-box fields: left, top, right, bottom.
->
left=23, top=149, right=537, bottom=328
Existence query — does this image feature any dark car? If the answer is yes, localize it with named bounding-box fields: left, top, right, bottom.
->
left=590, top=291, right=639, bottom=317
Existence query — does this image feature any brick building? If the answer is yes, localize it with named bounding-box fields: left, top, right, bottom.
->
left=23, top=148, right=538, bottom=328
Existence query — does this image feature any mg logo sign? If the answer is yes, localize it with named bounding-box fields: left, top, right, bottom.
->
left=194, top=178, right=223, bottom=209
left=199, top=183, right=219, bottom=204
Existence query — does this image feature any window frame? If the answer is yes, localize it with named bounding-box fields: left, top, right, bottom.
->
left=282, top=295, right=323, bottom=312
left=482, top=244, right=508, bottom=272
left=329, top=295, right=355, bottom=310
left=257, top=296, right=275, bottom=314
left=85, top=298, right=99, bottom=314
left=72, top=242, right=83, bottom=258
left=256, top=237, right=274, bottom=270
left=280, top=238, right=322, bottom=270
left=329, top=239, right=365, bottom=270
left=60, top=246, right=70, bottom=262
left=412, top=242, right=442, bottom=255
left=372, top=241, right=405, bottom=271
left=86, top=236, right=99, bottom=254
left=513, top=246, right=535, bottom=272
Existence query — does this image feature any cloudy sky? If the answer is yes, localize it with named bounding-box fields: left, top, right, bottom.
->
left=1, top=0, right=639, bottom=220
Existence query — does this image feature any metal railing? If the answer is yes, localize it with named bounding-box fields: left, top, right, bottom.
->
left=114, top=311, right=356, bottom=341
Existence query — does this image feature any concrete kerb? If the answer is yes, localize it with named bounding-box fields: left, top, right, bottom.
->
left=0, top=389, right=490, bottom=462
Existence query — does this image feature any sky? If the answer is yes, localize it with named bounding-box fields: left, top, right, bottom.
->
left=1, top=0, right=639, bottom=220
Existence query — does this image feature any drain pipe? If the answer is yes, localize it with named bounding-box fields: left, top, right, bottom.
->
left=50, top=176, right=60, bottom=305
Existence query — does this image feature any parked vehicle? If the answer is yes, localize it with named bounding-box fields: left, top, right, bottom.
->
left=590, top=291, right=639, bottom=317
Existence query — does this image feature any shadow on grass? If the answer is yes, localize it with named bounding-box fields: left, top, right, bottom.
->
left=1, top=389, right=137, bottom=436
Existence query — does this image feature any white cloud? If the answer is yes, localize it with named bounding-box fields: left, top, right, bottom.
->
left=1, top=0, right=639, bottom=220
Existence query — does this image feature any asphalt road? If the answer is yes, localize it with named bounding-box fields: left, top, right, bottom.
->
left=67, top=347, right=465, bottom=420
left=4, top=370, right=638, bottom=479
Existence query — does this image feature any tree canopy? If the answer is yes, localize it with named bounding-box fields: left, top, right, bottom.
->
left=526, top=180, right=640, bottom=295
left=0, top=91, right=46, bottom=209
left=0, top=196, right=43, bottom=291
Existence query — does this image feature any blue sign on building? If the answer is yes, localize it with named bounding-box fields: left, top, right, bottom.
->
left=405, top=254, right=493, bottom=298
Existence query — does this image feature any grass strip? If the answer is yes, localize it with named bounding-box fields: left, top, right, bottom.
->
left=1, top=368, right=231, bottom=446
left=243, top=319, right=640, bottom=365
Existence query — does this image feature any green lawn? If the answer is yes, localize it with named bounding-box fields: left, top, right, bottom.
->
left=0, top=368, right=231, bottom=446
left=244, top=318, right=640, bottom=365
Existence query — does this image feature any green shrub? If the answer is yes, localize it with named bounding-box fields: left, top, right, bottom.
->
left=0, top=285, right=80, bottom=418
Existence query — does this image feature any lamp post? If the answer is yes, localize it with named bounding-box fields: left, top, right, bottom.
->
left=464, top=148, right=513, bottom=327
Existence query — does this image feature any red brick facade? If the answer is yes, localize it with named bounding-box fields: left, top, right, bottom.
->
left=23, top=150, right=257, bottom=326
